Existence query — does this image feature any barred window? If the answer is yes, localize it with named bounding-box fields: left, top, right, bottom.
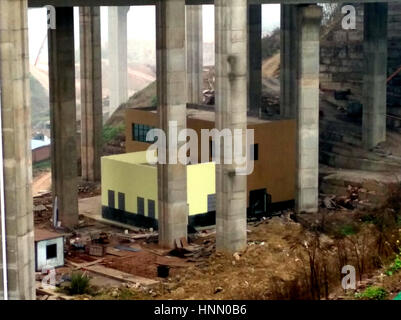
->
left=132, top=124, right=157, bottom=143
left=137, top=197, right=145, bottom=215
left=148, top=199, right=155, bottom=219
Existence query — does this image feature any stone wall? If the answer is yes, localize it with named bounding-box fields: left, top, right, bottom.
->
left=320, top=3, right=401, bottom=120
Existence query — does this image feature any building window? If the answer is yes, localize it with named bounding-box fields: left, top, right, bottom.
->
left=46, top=244, right=57, bottom=260
left=118, top=192, right=125, bottom=211
left=132, top=124, right=157, bottom=143
left=250, top=144, right=259, bottom=161
left=148, top=199, right=155, bottom=219
left=137, top=197, right=145, bottom=215
left=108, top=190, right=115, bottom=209
left=207, top=194, right=216, bottom=212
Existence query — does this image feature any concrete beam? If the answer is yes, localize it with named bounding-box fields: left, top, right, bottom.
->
left=80, top=6, right=103, bottom=181
left=248, top=4, right=262, bottom=117
left=215, top=0, right=248, bottom=253
left=294, top=4, right=322, bottom=213
left=280, top=4, right=297, bottom=118
left=28, top=0, right=398, bottom=9
left=0, top=0, right=35, bottom=300
left=362, top=3, right=388, bottom=150
left=186, top=5, right=203, bottom=104
left=156, top=0, right=188, bottom=248
left=108, top=6, right=129, bottom=118
left=48, top=7, right=79, bottom=228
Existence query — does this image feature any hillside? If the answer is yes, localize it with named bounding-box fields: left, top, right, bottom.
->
left=105, top=80, right=157, bottom=128
left=30, top=73, right=50, bottom=130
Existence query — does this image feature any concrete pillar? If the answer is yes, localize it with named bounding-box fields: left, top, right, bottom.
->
left=215, top=0, right=248, bottom=253
left=186, top=5, right=203, bottom=104
left=156, top=0, right=188, bottom=248
left=0, top=0, right=35, bottom=299
left=48, top=7, right=79, bottom=228
left=108, top=6, right=129, bottom=118
left=295, top=5, right=322, bottom=213
left=248, top=4, right=262, bottom=117
left=80, top=7, right=103, bottom=182
left=362, top=3, right=388, bottom=150
left=280, top=4, right=297, bottom=118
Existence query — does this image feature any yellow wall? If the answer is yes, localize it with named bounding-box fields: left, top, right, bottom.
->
left=101, top=151, right=159, bottom=218
left=187, top=162, right=216, bottom=215
left=101, top=152, right=216, bottom=218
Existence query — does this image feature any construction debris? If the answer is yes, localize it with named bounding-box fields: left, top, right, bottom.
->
left=83, top=264, right=159, bottom=288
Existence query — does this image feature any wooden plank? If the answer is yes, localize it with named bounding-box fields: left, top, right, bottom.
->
left=35, top=283, right=74, bottom=300
left=105, top=247, right=130, bottom=257
left=83, top=264, right=159, bottom=287
left=65, top=258, right=103, bottom=270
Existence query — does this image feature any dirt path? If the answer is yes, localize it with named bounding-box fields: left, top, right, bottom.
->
left=33, top=171, right=51, bottom=196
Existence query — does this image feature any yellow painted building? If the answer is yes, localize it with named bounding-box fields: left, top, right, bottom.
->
left=125, top=107, right=296, bottom=212
left=101, top=151, right=216, bottom=228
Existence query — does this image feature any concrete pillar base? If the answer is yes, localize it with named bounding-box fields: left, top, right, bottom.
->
left=0, top=0, right=35, bottom=300
left=248, top=4, right=262, bottom=117
left=48, top=7, right=79, bottom=228
left=156, top=0, right=188, bottom=249
left=80, top=7, right=103, bottom=182
left=186, top=5, right=203, bottom=104
left=294, top=5, right=322, bottom=214
left=215, top=0, right=248, bottom=253
left=108, top=6, right=129, bottom=118
left=362, top=3, right=388, bottom=150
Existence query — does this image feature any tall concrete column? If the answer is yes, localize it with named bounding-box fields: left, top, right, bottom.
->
left=295, top=5, right=322, bottom=213
left=186, top=5, right=203, bottom=104
left=156, top=0, right=188, bottom=248
left=48, top=7, right=78, bottom=228
left=108, top=6, right=129, bottom=118
left=0, top=0, right=35, bottom=299
left=362, top=3, right=388, bottom=150
left=215, top=0, right=248, bottom=253
left=248, top=4, right=262, bottom=117
left=280, top=4, right=298, bottom=118
left=80, top=7, right=102, bottom=182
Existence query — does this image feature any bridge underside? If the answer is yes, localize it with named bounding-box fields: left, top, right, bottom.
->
left=28, top=0, right=395, bottom=8
left=1, top=0, right=390, bottom=299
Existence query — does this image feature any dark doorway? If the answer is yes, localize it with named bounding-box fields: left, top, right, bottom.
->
left=249, top=188, right=267, bottom=215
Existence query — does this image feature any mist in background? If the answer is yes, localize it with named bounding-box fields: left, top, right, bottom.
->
left=28, top=4, right=280, bottom=65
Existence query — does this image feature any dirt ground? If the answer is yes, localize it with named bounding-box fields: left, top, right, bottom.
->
left=32, top=171, right=51, bottom=196
left=33, top=174, right=401, bottom=300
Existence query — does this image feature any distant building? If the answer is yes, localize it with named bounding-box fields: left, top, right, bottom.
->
left=31, top=135, right=51, bottom=164
left=100, top=106, right=297, bottom=229
left=125, top=107, right=297, bottom=213
left=34, top=229, right=64, bottom=272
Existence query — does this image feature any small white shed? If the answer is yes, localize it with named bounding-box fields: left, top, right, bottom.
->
left=34, top=229, right=65, bottom=272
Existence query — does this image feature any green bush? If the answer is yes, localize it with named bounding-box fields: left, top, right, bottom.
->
left=386, top=247, right=401, bottom=276
left=356, top=286, right=388, bottom=300
left=102, top=125, right=124, bottom=144
left=68, top=272, right=91, bottom=295
left=151, top=95, right=158, bottom=107
left=339, top=224, right=356, bottom=237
